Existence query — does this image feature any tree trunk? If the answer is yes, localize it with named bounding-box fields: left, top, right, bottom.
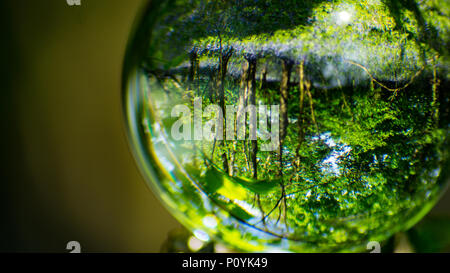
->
left=188, top=50, right=198, bottom=91
left=229, top=60, right=249, bottom=176
left=221, top=153, right=229, bottom=175
left=259, top=62, right=268, bottom=98
left=188, top=50, right=199, bottom=166
left=306, top=81, right=319, bottom=133
left=297, top=60, right=305, bottom=155
left=280, top=60, right=292, bottom=143
left=217, top=48, right=233, bottom=122
left=431, top=56, right=440, bottom=127
left=215, top=48, right=233, bottom=169
left=246, top=56, right=258, bottom=179
left=278, top=59, right=293, bottom=226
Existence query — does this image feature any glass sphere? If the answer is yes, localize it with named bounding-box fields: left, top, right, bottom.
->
left=123, top=0, right=449, bottom=252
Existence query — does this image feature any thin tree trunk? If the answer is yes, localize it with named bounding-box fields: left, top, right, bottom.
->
left=259, top=61, right=268, bottom=97
left=246, top=56, right=265, bottom=226
left=221, top=153, right=229, bottom=174
left=278, top=59, right=293, bottom=226
left=297, top=60, right=306, bottom=156
left=246, top=55, right=258, bottom=179
left=216, top=48, right=233, bottom=170
left=188, top=50, right=199, bottom=166
left=305, top=81, right=319, bottom=134
left=280, top=60, right=292, bottom=142
left=431, top=55, right=440, bottom=127
left=217, top=48, right=233, bottom=119
left=188, top=50, right=198, bottom=91
left=230, top=61, right=249, bottom=176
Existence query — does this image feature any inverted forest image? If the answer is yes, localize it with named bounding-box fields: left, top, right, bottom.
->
left=123, top=0, right=450, bottom=252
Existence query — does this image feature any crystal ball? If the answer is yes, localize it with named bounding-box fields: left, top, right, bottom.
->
left=123, top=0, right=449, bottom=252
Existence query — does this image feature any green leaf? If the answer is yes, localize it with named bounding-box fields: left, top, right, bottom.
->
left=214, top=199, right=254, bottom=221
left=232, top=175, right=280, bottom=194
left=207, top=165, right=279, bottom=195
left=203, top=167, right=224, bottom=193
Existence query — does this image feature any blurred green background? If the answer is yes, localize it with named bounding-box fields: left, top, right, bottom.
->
left=0, top=0, right=449, bottom=252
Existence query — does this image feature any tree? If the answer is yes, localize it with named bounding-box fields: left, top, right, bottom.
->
left=135, top=0, right=450, bottom=252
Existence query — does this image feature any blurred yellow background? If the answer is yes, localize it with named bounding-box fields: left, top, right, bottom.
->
left=1, top=0, right=448, bottom=253
left=1, top=0, right=180, bottom=252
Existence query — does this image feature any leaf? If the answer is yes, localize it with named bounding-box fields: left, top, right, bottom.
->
left=232, top=175, right=280, bottom=194
left=214, top=199, right=254, bottom=221
left=217, top=178, right=248, bottom=200
left=202, top=167, right=246, bottom=200
left=229, top=204, right=254, bottom=221
left=207, top=165, right=279, bottom=195
left=203, top=167, right=224, bottom=193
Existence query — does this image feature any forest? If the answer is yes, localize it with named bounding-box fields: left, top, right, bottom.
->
left=132, top=0, right=450, bottom=252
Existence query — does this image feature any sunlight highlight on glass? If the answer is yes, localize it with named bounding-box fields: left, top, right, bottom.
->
left=123, top=0, right=449, bottom=252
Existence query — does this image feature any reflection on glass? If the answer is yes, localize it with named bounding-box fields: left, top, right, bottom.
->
left=123, top=0, right=449, bottom=252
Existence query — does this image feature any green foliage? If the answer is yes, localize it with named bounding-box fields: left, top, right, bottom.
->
left=132, top=0, right=450, bottom=252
